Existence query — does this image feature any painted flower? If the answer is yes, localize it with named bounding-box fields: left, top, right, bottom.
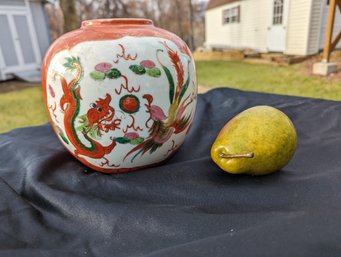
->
left=130, top=137, right=144, bottom=145
left=140, top=60, right=156, bottom=69
left=149, top=105, right=167, bottom=121
left=90, top=71, right=106, bottom=81
left=106, top=68, right=121, bottom=79
left=129, top=65, right=146, bottom=75
left=116, top=134, right=144, bottom=145
left=95, top=62, right=112, bottom=72
left=124, top=132, right=139, bottom=140
left=146, top=68, right=161, bottom=78
left=115, top=137, right=130, bottom=144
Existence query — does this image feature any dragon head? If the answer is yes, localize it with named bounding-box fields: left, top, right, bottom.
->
left=87, top=94, right=115, bottom=126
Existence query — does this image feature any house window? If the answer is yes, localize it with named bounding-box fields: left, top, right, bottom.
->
left=223, top=6, right=240, bottom=24
left=273, top=0, right=283, bottom=25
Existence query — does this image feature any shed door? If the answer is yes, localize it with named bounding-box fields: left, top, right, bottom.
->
left=267, top=0, right=288, bottom=52
left=0, top=7, right=41, bottom=75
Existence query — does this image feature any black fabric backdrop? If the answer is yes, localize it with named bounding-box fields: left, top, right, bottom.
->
left=1, top=88, right=341, bottom=257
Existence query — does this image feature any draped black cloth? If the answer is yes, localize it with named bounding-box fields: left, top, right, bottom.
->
left=1, top=88, right=341, bottom=257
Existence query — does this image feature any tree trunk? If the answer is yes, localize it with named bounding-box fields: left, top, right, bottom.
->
left=188, top=0, right=195, bottom=50
left=60, top=0, right=79, bottom=33
left=175, top=0, right=183, bottom=38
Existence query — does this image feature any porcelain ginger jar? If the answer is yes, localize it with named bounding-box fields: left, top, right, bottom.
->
left=42, top=19, right=197, bottom=173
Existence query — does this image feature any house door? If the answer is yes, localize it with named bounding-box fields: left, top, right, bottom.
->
left=0, top=6, right=41, bottom=78
left=267, top=0, right=288, bottom=52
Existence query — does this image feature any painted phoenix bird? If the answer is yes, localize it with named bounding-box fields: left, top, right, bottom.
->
left=123, top=42, right=196, bottom=162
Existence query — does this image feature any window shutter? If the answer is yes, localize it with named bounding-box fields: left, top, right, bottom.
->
left=237, top=6, right=241, bottom=22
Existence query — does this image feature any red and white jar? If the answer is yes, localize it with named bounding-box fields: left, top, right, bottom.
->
left=42, top=19, right=197, bottom=173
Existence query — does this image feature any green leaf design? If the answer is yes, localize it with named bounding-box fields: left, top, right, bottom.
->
left=130, top=137, right=144, bottom=145
left=88, top=127, right=100, bottom=139
left=164, top=65, right=175, bottom=104
left=146, top=68, right=161, bottom=78
left=156, top=49, right=175, bottom=103
left=129, top=65, right=146, bottom=75
left=106, top=68, right=121, bottom=79
left=115, top=137, right=131, bottom=144
left=52, top=123, right=69, bottom=144
left=59, top=133, right=70, bottom=144
left=178, top=115, right=191, bottom=129
left=90, top=71, right=106, bottom=81
left=63, top=56, right=80, bottom=71
left=76, top=114, right=100, bottom=139
left=178, top=64, right=191, bottom=104
left=63, top=63, right=72, bottom=69
left=150, top=143, right=159, bottom=154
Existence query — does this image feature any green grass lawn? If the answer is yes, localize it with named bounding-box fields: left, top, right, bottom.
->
left=1, top=60, right=341, bottom=133
left=196, top=60, right=341, bottom=100
left=0, top=87, right=48, bottom=133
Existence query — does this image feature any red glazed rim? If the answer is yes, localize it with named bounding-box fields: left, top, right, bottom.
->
left=81, top=18, right=154, bottom=28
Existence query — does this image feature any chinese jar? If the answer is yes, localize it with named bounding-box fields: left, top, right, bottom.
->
left=42, top=19, right=197, bottom=173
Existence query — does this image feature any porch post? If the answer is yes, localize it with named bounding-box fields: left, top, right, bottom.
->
left=322, top=0, right=336, bottom=62
left=313, top=0, right=339, bottom=75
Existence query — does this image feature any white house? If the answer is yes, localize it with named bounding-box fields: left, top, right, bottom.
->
left=205, top=0, right=341, bottom=55
left=0, top=0, right=51, bottom=81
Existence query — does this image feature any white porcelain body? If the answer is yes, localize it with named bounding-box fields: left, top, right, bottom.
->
left=43, top=20, right=197, bottom=173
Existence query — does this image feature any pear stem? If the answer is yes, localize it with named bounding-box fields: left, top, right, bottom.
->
left=219, top=152, right=254, bottom=159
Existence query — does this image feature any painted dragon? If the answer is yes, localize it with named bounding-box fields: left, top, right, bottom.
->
left=54, top=57, right=119, bottom=162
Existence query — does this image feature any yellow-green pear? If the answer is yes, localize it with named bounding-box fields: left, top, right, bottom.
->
left=211, top=106, right=297, bottom=175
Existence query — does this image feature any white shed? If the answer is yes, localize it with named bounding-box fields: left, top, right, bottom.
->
left=0, top=0, right=51, bottom=81
left=205, top=0, right=341, bottom=55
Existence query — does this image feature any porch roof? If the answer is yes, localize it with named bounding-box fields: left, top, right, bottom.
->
left=207, top=0, right=240, bottom=10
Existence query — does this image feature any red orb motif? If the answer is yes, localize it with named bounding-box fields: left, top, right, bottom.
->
left=119, top=95, right=140, bottom=114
